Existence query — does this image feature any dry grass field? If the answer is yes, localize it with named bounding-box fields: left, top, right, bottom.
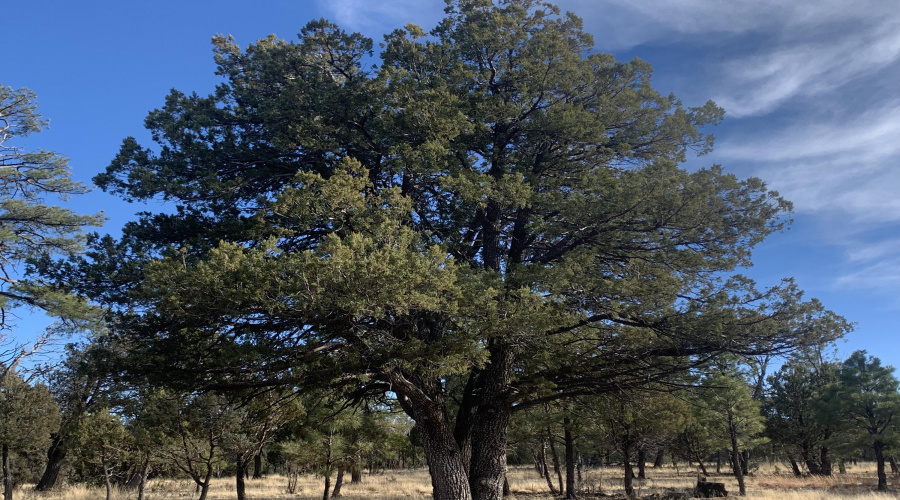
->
left=12, top=462, right=899, bottom=500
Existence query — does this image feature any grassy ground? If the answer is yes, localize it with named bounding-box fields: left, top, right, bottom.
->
left=13, top=462, right=900, bottom=499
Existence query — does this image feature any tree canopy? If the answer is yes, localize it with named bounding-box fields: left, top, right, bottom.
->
left=53, top=1, right=852, bottom=499
left=0, top=84, right=103, bottom=357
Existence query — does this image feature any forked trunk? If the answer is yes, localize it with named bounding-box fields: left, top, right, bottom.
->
left=404, top=400, right=471, bottom=500
left=35, top=434, right=67, bottom=491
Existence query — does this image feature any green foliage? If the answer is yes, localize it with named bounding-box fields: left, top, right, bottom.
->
left=0, top=370, right=60, bottom=489
left=822, top=350, right=900, bottom=451
left=0, top=84, right=104, bottom=328
left=63, top=2, right=852, bottom=497
left=763, top=347, right=840, bottom=474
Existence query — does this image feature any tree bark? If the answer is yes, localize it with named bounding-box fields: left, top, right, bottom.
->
left=390, top=370, right=472, bottom=500
left=468, top=342, right=515, bottom=500
left=322, top=472, right=332, bottom=500
left=351, top=468, right=362, bottom=483
left=622, top=445, right=635, bottom=499
left=654, top=448, right=665, bottom=468
left=540, top=440, right=557, bottom=495
left=728, top=410, right=746, bottom=496
left=789, top=457, right=802, bottom=477
left=820, top=447, right=832, bottom=476
left=695, top=451, right=709, bottom=477
left=888, top=456, right=899, bottom=475
left=548, top=428, right=564, bottom=496
left=874, top=440, right=887, bottom=491
left=2, top=444, right=12, bottom=500
left=332, top=465, right=345, bottom=497
left=197, top=464, right=213, bottom=500
left=101, top=455, right=113, bottom=500
left=35, top=434, right=67, bottom=491
left=564, top=417, right=576, bottom=498
left=253, top=451, right=263, bottom=479
left=637, top=448, right=646, bottom=480
left=236, top=458, right=247, bottom=500
left=136, top=452, right=150, bottom=500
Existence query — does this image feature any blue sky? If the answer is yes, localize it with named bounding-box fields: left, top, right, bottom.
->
left=6, top=1, right=899, bottom=371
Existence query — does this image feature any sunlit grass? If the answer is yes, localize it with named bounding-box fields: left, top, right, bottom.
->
left=14, top=461, right=899, bottom=499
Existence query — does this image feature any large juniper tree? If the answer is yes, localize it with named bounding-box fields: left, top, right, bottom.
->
left=64, top=1, right=849, bottom=499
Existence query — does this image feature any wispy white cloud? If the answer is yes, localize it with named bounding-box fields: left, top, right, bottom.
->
left=719, top=101, right=900, bottom=223
left=316, top=0, right=444, bottom=37
left=561, top=0, right=899, bottom=49
left=835, top=258, right=900, bottom=291
left=714, top=19, right=900, bottom=117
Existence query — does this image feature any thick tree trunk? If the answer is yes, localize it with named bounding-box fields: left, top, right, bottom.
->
left=35, top=434, right=66, bottom=491
left=332, top=465, right=345, bottom=497
left=422, top=435, right=470, bottom=500
left=322, top=472, right=331, bottom=500
left=820, top=447, right=832, bottom=476
left=654, top=448, right=665, bottom=468
left=789, top=457, right=802, bottom=477
left=468, top=406, right=512, bottom=500
left=637, top=448, right=646, bottom=480
left=564, top=417, right=576, bottom=498
left=236, top=458, right=247, bottom=500
left=3, top=444, right=12, bottom=500
left=468, top=342, right=515, bottom=500
left=253, top=451, right=263, bottom=479
left=197, top=465, right=213, bottom=500
left=389, top=370, right=472, bottom=500
left=874, top=440, right=887, bottom=491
